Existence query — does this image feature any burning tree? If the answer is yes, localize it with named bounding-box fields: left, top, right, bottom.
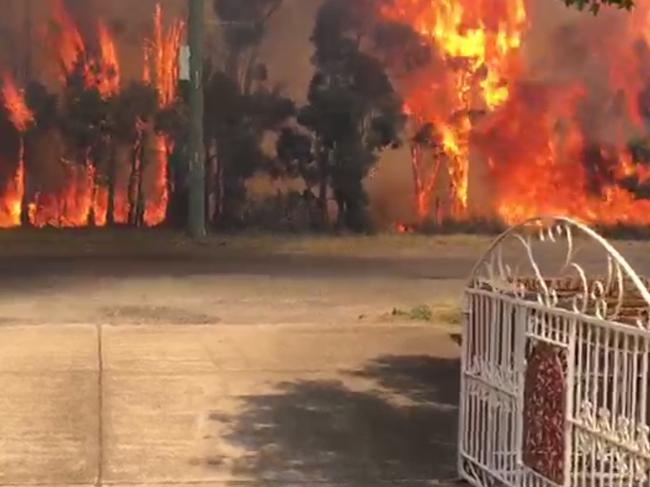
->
left=380, top=0, right=526, bottom=224
left=0, top=75, right=33, bottom=228
left=0, top=0, right=185, bottom=229
left=107, top=82, right=158, bottom=227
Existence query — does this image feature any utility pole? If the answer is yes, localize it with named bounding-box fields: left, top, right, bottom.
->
left=188, top=0, right=207, bottom=238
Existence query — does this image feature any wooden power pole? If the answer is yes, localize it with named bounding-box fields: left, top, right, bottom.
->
left=188, top=0, right=207, bottom=238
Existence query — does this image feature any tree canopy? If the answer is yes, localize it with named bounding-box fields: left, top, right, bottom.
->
left=563, top=0, right=634, bottom=14
left=204, top=0, right=295, bottom=226
left=293, top=0, right=405, bottom=231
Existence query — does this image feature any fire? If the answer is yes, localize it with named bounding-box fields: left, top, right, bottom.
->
left=50, top=0, right=86, bottom=77
left=0, top=74, right=32, bottom=228
left=384, top=0, right=650, bottom=229
left=143, top=136, right=171, bottom=227
left=382, top=0, right=527, bottom=222
left=96, top=21, right=121, bottom=98
left=48, top=0, right=122, bottom=99
left=0, top=160, right=25, bottom=229
left=471, top=2, right=650, bottom=228
left=28, top=163, right=101, bottom=229
left=0, top=2, right=184, bottom=229
left=147, top=4, right=185, bottom=107
left=395, top=222, right=411, bottom=234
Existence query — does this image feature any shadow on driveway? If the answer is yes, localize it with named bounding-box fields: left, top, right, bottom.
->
left=213, top=355, right=460, bottom=485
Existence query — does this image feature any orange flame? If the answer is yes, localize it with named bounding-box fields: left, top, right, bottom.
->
left=95, top=21, right=121, bottom=98
left=381, top=0, right=527, bottom=221
left=0, top=3, right=184, bottom=229
left=143, top=136, right=170, bottom=227
left=2, top=75, right=34, bottom=132
left=147, top=3, right=185, bottom=107
left=49, top=1, right=121, bottom=99
left=0, top=160, right=24, bottom=229
left=49, top=0, right=86, bottom=77
left=29, top=162, right=99, bottom=228
left=0, top=74, right=32, bottom=228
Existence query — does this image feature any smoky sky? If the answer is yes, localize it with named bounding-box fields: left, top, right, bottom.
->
left=0, top=0, right=320, bottom=102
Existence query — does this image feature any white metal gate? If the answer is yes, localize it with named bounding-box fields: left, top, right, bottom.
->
left=459, top=216, right=650, bottom=487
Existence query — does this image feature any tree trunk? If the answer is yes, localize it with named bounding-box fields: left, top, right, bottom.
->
left=128, top=138, right=142, bottom=226
left=217, top=149, right=224, bottom=224
left=20, top=138, right=31, bottom=227
left=206, top=139, right=218, bottom=225
left=106, top=144, right=117, bottom=226
left=136, top=167, right=146, bottom=227
left=135, top=134, right=147, bottom=227
left=86, top=155, right=96, bottom=228
left=334, top=190, right=346, bottom=230
left=20, top=180, right=31, bottom=227
left=316, top=149, right=329, bottom=229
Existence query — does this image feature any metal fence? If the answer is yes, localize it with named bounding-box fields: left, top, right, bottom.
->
left=459, top=216, right=650, bottom=487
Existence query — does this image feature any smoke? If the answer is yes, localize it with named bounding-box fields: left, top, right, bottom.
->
left=520, top=0, right=645, bottom=145
left=0, top=0, right=187, bottom=86
left=261, top=0, right=323, bottom=103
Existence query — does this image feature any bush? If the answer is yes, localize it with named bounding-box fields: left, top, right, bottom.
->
left=238, top=191, right=319, bottom=233
left=415, top=217, right=506, bottom=235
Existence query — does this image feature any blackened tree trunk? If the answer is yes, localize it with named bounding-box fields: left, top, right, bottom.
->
left=106, top=145, right=117, bottom=226
left=216, top=151, right=224, bottom=225
left=86, top=155, right=96, bottom=228
left=134, top=133, right=148, bottom=227
left=317, top=148, right=329, bottom=229
left=135, top=165, right=146, bottom=227
left=20, top=165, right=31, bottom=227
left=21, top=137, right=32, bottom=227
left=128, top=138, right=143, bottom=226
left=206, top=139, right=218, bottom=225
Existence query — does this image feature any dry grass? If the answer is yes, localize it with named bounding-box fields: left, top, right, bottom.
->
left=364, top=300, right=462, bottom=329
left=0, top=228, right=492, bottom=259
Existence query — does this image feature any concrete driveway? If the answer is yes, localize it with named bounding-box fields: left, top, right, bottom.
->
left=0, top=322, right=461, bottom=487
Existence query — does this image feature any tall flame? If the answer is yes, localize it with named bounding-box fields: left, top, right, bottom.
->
left=147, top=3, right=185, bottom=107
left=0, top=2, right=185, bottom=229
left=469, top=3, right=650, bottom=228
left=49, top=0, right=86, bottom=77
left=381, top=0, right=527, bottom=221
left=95, top=21, right=121, bottom=98
left=2, top=75, right=34, bottom=132
left=0, top=74, right=32, bottom=228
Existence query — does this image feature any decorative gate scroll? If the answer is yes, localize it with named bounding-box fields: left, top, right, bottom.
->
left=459, top=216, right=650, bottom=487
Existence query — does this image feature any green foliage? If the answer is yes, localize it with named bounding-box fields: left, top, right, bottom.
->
left=212, top=0, right=283, bottom=96
left=155, top=100, right=190, bottom=142
left=297, top=0, right=405, bottom=232
left=60, top=75, right=111, bottom=167
left=372, top=21, right=432, bottom=75
left=562, top=0, right=634, bottom=14
left=203, top=70, right=295, bottom=225
left=391, top=304, right=434, bottom=322
left=274, top=127, right=318, bottom=185
left=240, top=191, right=317, bottom=232
left=108, top=82, right=158, bottom=142
left=213, top=0, right=282, bottom=50
left=204, top=0, right=292, bottom=226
